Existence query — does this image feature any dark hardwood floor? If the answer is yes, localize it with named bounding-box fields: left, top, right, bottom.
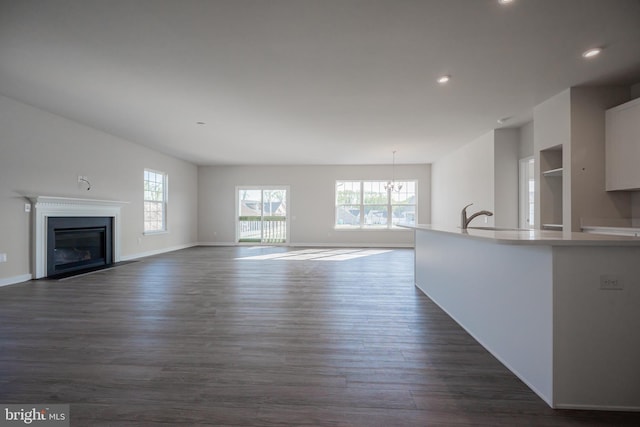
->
left=1, top=246, right=639, bottom=426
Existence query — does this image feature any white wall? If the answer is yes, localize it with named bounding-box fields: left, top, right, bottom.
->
left=0, top=95, right=198, bottom=284
left=534, top=89, right=571, bottom=230
left=633, top=194, right=640, bottom=224
left=432, top=127, right=522, bottom=229
left=494, top=129, right=519, bottom=228
left=431, top=131, right=495, bottom=228
left=533, top=87, right=637, bottom=231
left=198, top=164, right=430, bottom=247
left=569, top=86, right=631, bottom=230
left=519, top=121, right=534, bottom=159
left=534, top=87, right=633, bottom=231
left=621, top=83, right=640, bottom=223
left=534, top=89, right=572, bottom=153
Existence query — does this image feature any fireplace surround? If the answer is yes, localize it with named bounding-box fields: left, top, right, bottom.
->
left=30, top=196, right=127, bottom=279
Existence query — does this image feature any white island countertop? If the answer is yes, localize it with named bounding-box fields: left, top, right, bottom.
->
left=582, top=225, right=640, bottom=237
left=404, top=224, right=640, bottom=246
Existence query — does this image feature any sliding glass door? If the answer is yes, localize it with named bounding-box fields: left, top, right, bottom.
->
left=237, top=187, right=288, bottom=244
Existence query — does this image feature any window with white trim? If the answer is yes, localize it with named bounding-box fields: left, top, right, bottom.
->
left=144, top=169, right=167, bottom=233
left=335, top=180, right=416, bottom=229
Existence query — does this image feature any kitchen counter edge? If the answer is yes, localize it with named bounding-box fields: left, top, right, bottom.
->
left=402, top=224, right=640, bottom=246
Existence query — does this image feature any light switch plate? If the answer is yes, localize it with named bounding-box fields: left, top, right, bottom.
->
left=0, top=253, right=7, bottom=263
left=25, top=203, right=31, bottom=213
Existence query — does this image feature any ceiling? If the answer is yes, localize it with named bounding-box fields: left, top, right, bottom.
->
left=1, top=0, right=640, bottom=166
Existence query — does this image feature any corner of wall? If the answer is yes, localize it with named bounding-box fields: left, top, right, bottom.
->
left=632, top=193, right=640, bottom=225
left=569, top=86, right=632, bottom=230
left=518, top=121, right=535, bottom=159
left=494, top=129, right=520, bottom=228
left=431, top=131, right=496, bottom=227
left=631, top=82, right=640, bottom=100
left=0, top=95, right=199, bottom=283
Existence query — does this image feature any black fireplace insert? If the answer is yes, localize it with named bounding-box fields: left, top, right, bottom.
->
left=47, top=217, right=113, bottom=278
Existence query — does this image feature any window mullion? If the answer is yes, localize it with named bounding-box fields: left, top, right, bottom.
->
left=387, top=188, right=392, bottom=229
left=360, top=181, right=365, bottom=228
left=260, top=189, right=264, bottom=242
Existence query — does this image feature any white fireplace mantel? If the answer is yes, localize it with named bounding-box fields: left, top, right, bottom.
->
left=29, top=196, right=129, bottom=279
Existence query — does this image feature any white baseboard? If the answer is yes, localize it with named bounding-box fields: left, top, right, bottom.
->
left=198, top=242, right=237, bottom=246
left=199, top=242, right=414, bottom=248
left=290, top=242, right=414, bottom=248
left=0, top=274, right=33, bottom=287
left=554, top=403, right=640, bottom=412
left=120, top=243, right=199, bottom=261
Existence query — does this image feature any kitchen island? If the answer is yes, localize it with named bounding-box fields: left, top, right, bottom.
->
left=408, top=224, right=640, bottom=411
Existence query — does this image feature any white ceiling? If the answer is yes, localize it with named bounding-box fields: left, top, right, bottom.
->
left=1, top=0, right=640, bottom=166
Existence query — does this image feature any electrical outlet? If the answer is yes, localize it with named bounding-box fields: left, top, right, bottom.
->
left=600, top=275, right=623, bottom=290
left=0, top=253, right=7, bottom=263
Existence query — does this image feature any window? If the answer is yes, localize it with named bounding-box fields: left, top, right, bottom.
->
left=144, top=169, right=167, bottom=233
left=237, top=186, right=288, bottom=244
left=336, top=180, right=416, bottom=229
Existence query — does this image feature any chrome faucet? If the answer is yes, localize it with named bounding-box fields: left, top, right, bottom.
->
left=461, top=203, right=494, bottom=229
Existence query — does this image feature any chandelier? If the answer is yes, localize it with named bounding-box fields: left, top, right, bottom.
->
left=384, top=150, right=403, bottom=192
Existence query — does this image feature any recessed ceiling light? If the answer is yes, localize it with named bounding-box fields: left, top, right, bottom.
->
left=582, top=47, right=602, bottom=58
left=498, top=0, right=514, bottom=5
left=437, top=75, right=450, bottom=84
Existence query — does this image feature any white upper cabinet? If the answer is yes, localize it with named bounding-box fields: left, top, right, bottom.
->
left=606, top=97, right=640, bottom=191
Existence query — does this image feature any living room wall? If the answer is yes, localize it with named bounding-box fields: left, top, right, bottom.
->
left=0, top=95, right=198, bottom=285
left=0, top=94, right=431, bottom=284
left=198, top=164, right=431, bottom=247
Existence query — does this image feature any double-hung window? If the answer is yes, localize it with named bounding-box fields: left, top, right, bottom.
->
left=144, top=169, right=168, bottom=233
left=335, top=180, right=416, bottom=229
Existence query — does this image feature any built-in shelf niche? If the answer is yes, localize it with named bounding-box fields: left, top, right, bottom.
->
left=540, top=145, right=563, bottom=231
left=542, top=223, right=563, bottom=230
left=542, top=167, right=563, bottom=177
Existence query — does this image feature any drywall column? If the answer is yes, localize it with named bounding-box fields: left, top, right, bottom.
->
left=494, top=129, right=520, bottom=228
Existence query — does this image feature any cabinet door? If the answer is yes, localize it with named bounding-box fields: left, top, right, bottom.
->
left=606, top=98, right=640, bottom=191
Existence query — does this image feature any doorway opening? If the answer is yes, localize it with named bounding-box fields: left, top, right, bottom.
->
left=519, top=157, right=535, bottom=229
left=237, top=187, right=289, bottom=244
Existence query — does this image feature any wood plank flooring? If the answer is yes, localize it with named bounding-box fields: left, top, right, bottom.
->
left=1, top=246, right=639, bottom=426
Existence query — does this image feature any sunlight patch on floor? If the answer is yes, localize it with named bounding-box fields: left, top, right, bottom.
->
left=236, top=248, right=392, bottom=261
